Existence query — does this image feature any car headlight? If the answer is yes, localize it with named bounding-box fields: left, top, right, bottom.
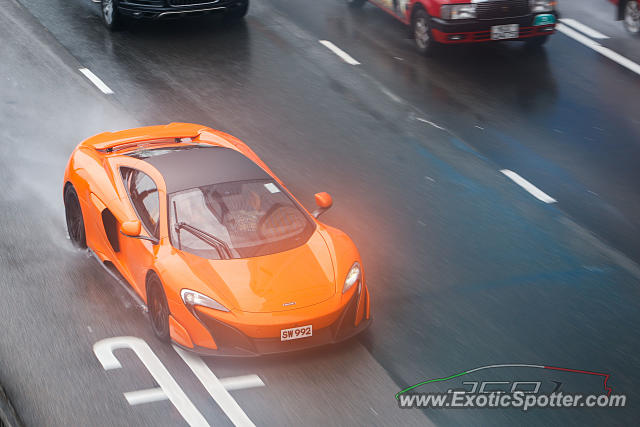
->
left=441, top=4, right=477, bottom=20
left=530, top=0, right=555, bottom=12
left=181, top=289, right=229, bottom=314
left=343, top=262, right=361, bottom=294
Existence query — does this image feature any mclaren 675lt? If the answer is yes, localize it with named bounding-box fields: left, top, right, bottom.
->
left=63, top=123, right=371, bottom=355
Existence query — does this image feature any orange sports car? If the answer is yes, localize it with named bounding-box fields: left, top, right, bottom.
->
left=63, top=123, right=371, bottom=355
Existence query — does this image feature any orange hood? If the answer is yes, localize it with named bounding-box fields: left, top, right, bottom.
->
left=178, top=231, right=336, bottom=313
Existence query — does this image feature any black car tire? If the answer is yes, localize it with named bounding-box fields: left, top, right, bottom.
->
left=346, top=0, right=367, bottom=8
left=412, top=8, right=437, bottom=56
left=225, top=0, right=249, bottom=21
left=101, top=0, right=124, bottom=31
left=147, top=274, right=171, bottom=342
left=64, top=185, right=87, bottom=249
left=525, top=35, right=550, bottom=49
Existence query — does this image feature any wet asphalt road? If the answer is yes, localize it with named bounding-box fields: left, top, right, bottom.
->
left=1, top=0, right=639, bottom=425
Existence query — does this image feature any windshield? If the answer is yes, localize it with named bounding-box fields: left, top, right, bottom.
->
left=169, top=179, right=315, bottom=259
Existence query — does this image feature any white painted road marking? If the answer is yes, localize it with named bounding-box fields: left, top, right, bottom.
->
left=79, top=68, right=114, bottom=94
left=560, top=18, right=610, bottom=39
left=219, top=375, right=265, bottom=391
left=94, top=337, right=208, bottom=427
left=175, top=345, right=257, bottom=427
left=319, top=40, right=361, bottom=65
left=124, top=387, right=168, bottom=405
left=500, top=170, right=557, bottom=204
left=415, top=117, right=447, bottom=131
left=380, top=86, right=403, bottom=103
left=557, top=24, right=640, bottom=76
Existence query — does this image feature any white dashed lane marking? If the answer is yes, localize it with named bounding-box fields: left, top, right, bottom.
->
left=500, top=170, right=557, bottom=204
left=219, top=375, right=265, bottom=391
left=415, top=117, right=447, bottom=131
left=319, top=40, right=361, bottom=65
left=79, top=68, right=114, bottom=94
left=124, top=388, right=168, bottom=406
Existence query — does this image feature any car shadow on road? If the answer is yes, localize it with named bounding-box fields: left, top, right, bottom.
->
left=432, top=42, right=559, bottom=114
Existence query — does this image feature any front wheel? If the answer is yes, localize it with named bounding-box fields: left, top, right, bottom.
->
left=624, top=1, right=640, bottom=34
left=101, top=0, right=123, bottom=31
left=412, top=8, right=437, bottom=56
left=147, top=275, right=171, bottom=342
left=346, top=0, right=367, bottom=8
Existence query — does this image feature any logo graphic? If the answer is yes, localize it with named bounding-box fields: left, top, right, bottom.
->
left=396, top=364, right=625, bottom=411
left=396, top=364, right=613, bottom=400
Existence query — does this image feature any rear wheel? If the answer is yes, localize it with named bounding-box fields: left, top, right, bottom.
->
left=101, top=0, right=123, bottom=31
left=624, top=1, right=640, bottom=34
left=412, top=8, right=437, bottom=56
left=346, top=0, right=367, bottom=8
left=147, top=275, right=171, bottom=342
left=64, top=185, right=87, bottom=249
left=525, top=35, right=550, bottom=48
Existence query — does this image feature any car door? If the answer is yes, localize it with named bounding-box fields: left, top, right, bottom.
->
left=116, top=166, right=162, bottom=298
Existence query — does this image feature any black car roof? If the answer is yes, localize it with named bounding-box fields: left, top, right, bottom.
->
left=130, top=145, right=271, bottom=193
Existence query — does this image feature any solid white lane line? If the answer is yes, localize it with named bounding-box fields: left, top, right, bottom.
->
left=560, top=18, right=609, bottom=39
left=124, top=388, right=169, bottom=405
left=500, top=170, right=557, bottom=204
left=79, top=68, right=114, bottom=94
left=319, top=40, right=361, bottom=65
left=557, top=24, right=640, bottom=76
left=557, top=23, right=601, bottom=48
left=219, top=375, right=265, bottom=391
left=174, top=346, right=256, bottom=427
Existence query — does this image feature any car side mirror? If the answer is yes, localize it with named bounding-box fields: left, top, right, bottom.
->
left=312, top=192, right=333, bottom=218
left=120, top=220, right=142, bottom=237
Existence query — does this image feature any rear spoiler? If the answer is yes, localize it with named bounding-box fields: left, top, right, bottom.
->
left=81, top=123, right=209, bottom=152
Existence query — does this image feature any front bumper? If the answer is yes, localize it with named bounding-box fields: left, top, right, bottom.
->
left=117, top=0, right=247, bottom=19
left=431, top=12, right=558, bottom=44
left=175, top=283, right=372, bottom=357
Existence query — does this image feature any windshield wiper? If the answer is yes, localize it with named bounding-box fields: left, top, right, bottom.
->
left=174, top=221, right=232, bottom=260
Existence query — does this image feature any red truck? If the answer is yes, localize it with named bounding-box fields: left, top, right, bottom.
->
left=346, top=0, right=558, bottom=54
left=610, top=0, right=640, bottom=33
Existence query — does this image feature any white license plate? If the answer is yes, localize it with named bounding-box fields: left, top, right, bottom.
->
left=491, top=24, right=519, bottom=40
left=280, top=325, right=312, bottom=341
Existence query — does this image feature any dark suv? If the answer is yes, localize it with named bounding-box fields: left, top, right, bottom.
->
left=99, top=0, right=249, bottom=30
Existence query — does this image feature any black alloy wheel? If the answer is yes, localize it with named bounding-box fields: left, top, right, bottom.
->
left=148, top=275, right=171, bottom=342
left=64, top=185, right=87, bottom=249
